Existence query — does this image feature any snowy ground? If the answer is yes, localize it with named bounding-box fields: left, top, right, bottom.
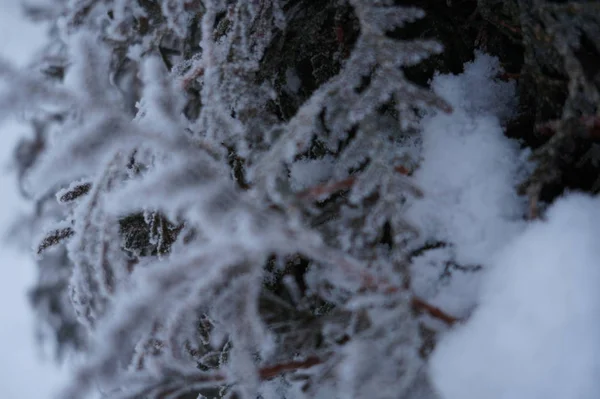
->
left=0, top=1, right=69, bottom=398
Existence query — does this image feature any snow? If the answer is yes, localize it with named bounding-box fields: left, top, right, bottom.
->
left=409, top=53, right=600, bottom=399
left=406, top=53, right=531, bottom=318
left=289, top=156, right=334, bottom=192
left=410, top=245, right=483, bottom=319
left=407, top=52, right=528, bottom=267
left=430, top=193, right=600, bottom=399
left=0, top=1, right=68, bottom=398
left=285, top=67, right=301, bottom=94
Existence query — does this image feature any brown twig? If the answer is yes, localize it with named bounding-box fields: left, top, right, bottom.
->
left=394, top=165, right=410, bottom=175
left=295, top=167, right=459, bottom=326
left=296, top=176, right=356, bottom=201
left=497, top=72, right=521, bottom=82
left=496, top=19, right=522, bottom=35
left=259, top=356, right=323, bottom=380
left=296, top=165, right=411, bottom=201
left=535, top=119, right=560, bottom=136
left=536, top=115, right=600, bottom=139
left=181, top=65, right=204, bottom=90
left=411, top=297, right=460, bottom=325
left=182, top=356, right=323, bottom=385
left=145, top=355, right=324, bottom=399
left=358, top=267, right=460, bottom=325
left=581, top=115, right=600, bottom=139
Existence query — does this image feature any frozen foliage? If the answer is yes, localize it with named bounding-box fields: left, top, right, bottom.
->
left=7, top=1, right=454, bottom=398
left=8, top=0, right=599, bottom=399
left=430, top=193, right=600, bottom=399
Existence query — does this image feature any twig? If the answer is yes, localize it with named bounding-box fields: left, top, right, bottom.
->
left=135, top=356, right=324, bottom=399
left=296, top=176, right=356, bottom=201
left=259, top=356, right=323, bottom=380
left=496, top=19, right=522, bottom=35
left=581, top=115, right=600, bottom=139
left=296, top=165, right=411, bottom=201
left=185, top=355, right=323, bottom=384
left=181, top=65, right=204, bottom=90
left=497, top=72, right=521, bottom=82
left=356, top=268, right=460, bottom=325
left=411, top=297, right=460, bottom=325
left=536, top=115, right=600, bottom=139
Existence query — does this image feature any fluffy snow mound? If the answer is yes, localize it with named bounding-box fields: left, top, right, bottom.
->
left=407, top=52, right=527, bottom=267
left=407, top=52, right=530, bottom=318
left=430, top=193, right=600, bottom=399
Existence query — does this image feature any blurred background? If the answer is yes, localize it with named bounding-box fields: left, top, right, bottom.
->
left=0, top=0, right=68, bottom=397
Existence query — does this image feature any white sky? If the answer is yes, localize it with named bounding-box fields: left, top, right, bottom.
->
left=0, top=1, right=69, bottom=398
